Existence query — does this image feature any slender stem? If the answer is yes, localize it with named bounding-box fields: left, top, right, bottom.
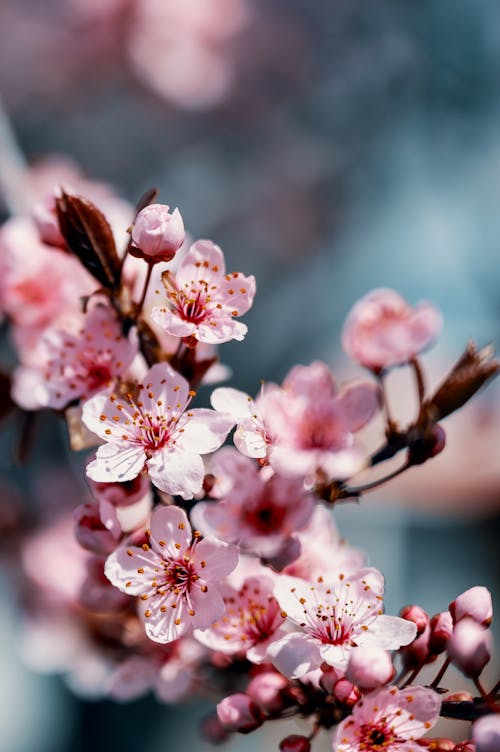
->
left=0, top=96, right=32, bottom=215
left=400, top=661, right=425, bottom=688
left=490, top=678, right=500, bottom=696
left=377, top=372, right=397, bottom=434
left=429, top=656, right=451, bottom=689
left=136, top=261, right=154, bottom=316
left=474, top=677, right=488, bottom=700
left=410, top=357, right=426, bottom=406
left=339, top=460, right=410, bottom=499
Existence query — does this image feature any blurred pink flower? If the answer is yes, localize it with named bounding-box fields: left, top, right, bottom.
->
left=332, top=685, right=441, bottom=751
left=83, top=361, right=234, bottom=499
left=191, top=449, right=314, bottom=559
left=105, top=505, right=238, bottom=643
left=12, top=303, right=138, bottom=410
left=342, top=288, right=442, bottom=371
left=213, top=361, right=379, bottom=482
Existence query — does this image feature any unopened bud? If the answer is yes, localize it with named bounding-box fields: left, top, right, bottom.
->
left=450, top=586, right=493, bottom=627
left=429, top=611, right=453, bottom=654
left=346, top=646, right=395, bottom=690
left=333, top=679, right=361, bottom=707
left=247, top=671, right=288, bottom=714
left=447, top=618, right=492, bottom=677
left=88, top=474, right=151, bottom=507
left=446, top=691, right=473, bottom=702
left=131, top=204, right=185, bottom=263
left=400, top=624, right=431, bottom=670
left=400, top=604, right=429, bottom=637
left=279, top=734, right=311, bottom=752
left=416, top=739, right=455, bottom=751
left=423, top=341, right=499, bottom=422
left=216, top=693, right=263, bottom=734
left=472, top=714, right=500, bottom=752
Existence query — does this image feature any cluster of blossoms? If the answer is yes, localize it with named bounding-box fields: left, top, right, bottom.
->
left=0, top=181, right=498, bottom=752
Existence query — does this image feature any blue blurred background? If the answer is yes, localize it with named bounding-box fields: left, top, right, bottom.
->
left=0, top=1, right=499, bottom=750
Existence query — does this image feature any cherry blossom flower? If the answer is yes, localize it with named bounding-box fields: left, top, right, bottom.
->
left=191, top=449, right=314, bottom=559
left=269, top=569, right=416, bottom=678
left=13, top=304, right=138, bottom=410
left=342, top=288, right=442, bottom=372
left=104, top=505, right=238, bottom=643
left=213, top=362, right=379, bottom=482
left=131, top=204, right=185, bottom=263
left=151, top=239, right=256, bottom=344
left=332, top=685, right=441, bottom=752
left=82, top=361, right=234, bottom=499
left=194, top=575, right=287, bottom=663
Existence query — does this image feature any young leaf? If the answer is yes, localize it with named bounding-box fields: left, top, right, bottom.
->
left=55, top=192, right=121, bottom=289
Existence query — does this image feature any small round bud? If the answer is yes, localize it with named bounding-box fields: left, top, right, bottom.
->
left=473, top=714, right=500, bottom=752
left=417, top=739, right=455, bottom=751
left=319, top=667, right=340, bottom=694
left=333, top=679, right=361, bottom=707
left=216, top=693, right=263, bottom=734
left=131, top=204, right=185, bottom=263
left=449, top=586, right=493, bottom=627
left=73, top=500, right=121, bottom=555
left=279, top=734, right=311, bottom=752
left=247, top=671, right=288, bottom=714
left=447, top=618, right=492, bottom=677
left=399, top=604, right=429, bottom=637
left=400, top=623, right=431, bottom=670
left=429, top=611, right=453, bottom=654
left=346, top=646, right=395, bottom=690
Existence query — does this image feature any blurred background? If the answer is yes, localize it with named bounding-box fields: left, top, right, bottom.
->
left=0, top=0, right=499, bottom=750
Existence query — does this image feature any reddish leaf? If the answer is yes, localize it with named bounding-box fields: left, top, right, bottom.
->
left=56, top=192, right=121, bottom=290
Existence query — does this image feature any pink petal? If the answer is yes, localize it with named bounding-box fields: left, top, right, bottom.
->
left=210, top=387, right=253, bottom=421
left=218, top=272, right=256, bottom=317
left=177, top=240, right=226, bottom=285
left=337, top=381, right=380, bottom=432
left=104, top=545, right=162, bottom=596
left=359, top=614, right=417, bottom=650
left=81, top=391, right=135, bottom=443
left=267, top=632, right=322, bottom=679
left=147, top=447, right=205, bottom=499
left=196, top=318, right=248, bottom=344
left=86, top=444, right=146, bottom=483
left=143, top=596, right=190, bottom=643
left=149, top=505, right=192, bottom=558
left=234, top=419, right=268, bottom=458
left=188, top=586, right=226, bottom=630
left=107, top=657, right=155, bottom=701
left=139, top=361, right=190, bottom=416
left=191, top=537, right=239, bottom=581
left=178, top=408, right=234, bottom=453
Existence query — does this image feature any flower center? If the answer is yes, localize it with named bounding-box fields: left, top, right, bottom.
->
left=359, top=722, right=399, bottom=750
left=243, top=497, right=286, bottom=533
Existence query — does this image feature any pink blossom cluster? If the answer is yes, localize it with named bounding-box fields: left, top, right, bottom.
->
left=1, top=184, right=498, bottom=751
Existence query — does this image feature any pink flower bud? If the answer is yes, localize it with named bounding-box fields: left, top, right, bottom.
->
left=473, top=714, right=500, bottom=752
left=216, top=693, right=263, bottom=733
left=200, top=712, right=231, bottom=745
left=429, top=611, right=453, bottom=654
left=447, top=618, right=492, bottom=677
left=73, top=500, right=121, bottom=555
left=131, top=204, right=185, bottom=263
left=400, top=604, right=429, bottom=637
left=279, top=734, right=311, bottom=752
left=333, top=679, right=361, bottom=707
left=88, top=474, right=151, bottom=507
left=450, top=586, right=493, bottom=627
left=247, top=671, right=288, bottom=714
left=400, top=623, right=431, bottom=670
left=346, top=646, right=395, bottom=690
left=319, top=667, right=340, bottom=694
left=341, top=288, right=442, bottom=371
